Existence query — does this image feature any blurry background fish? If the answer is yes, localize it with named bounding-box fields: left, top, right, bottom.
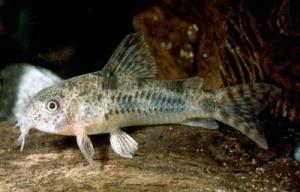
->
left=0, top=63, right=61, bottom=120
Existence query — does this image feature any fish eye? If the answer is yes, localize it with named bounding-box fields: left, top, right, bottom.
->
left=46, top=99, right=59, bottom=112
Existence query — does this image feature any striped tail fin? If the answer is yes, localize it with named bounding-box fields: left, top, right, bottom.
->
left=213, top=83, right=281, bottom=149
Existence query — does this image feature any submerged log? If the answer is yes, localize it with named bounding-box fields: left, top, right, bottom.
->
left=1, top=121, right=300, bottom=191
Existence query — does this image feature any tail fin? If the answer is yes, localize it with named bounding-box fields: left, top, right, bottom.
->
left=213, top=83, right=281, bottom=149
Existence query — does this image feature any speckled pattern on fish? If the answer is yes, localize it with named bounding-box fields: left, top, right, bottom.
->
left=16, top=33, right=282, bottom=163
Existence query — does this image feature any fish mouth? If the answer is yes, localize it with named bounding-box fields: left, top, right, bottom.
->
left=15, top=117, right=32, bottom=151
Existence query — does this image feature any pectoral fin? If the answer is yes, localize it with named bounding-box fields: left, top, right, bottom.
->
left=110, top=130, right=138, bottom=158
left=76, top=129, right=95, bottom=164
left=181, top=118, right=219, bottom=129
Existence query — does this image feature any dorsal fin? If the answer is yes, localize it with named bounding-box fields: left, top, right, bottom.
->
left=101, top=33, right=157, bottom=79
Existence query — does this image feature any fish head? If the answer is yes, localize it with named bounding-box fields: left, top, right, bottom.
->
left=17, top=83, right=76, bottom=151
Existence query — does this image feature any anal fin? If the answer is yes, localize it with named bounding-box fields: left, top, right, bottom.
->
left=110, top=129, right=138, bottom=158
left=181, top=118, right=219, bottom=129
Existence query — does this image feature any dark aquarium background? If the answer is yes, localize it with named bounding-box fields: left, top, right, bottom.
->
left=0, top=0, right=300, bottom=191
left=0, top=0, right=148, bottom=77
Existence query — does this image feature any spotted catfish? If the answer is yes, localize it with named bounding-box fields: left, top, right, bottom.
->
left=17, top=33, right=281, bottom=163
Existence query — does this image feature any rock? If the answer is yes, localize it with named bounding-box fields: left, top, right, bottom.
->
left=294, top=142, right=300, bottom=163
left=0, top=63, right=62, bottom=121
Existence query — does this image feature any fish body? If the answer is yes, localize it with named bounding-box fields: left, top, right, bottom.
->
left=17, top=33, right=281, bottom=163
left=31, top=74, right=210, bottom=134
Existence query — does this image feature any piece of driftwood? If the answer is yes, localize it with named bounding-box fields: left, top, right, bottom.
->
left=1, top=121, right=299, bottom=191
